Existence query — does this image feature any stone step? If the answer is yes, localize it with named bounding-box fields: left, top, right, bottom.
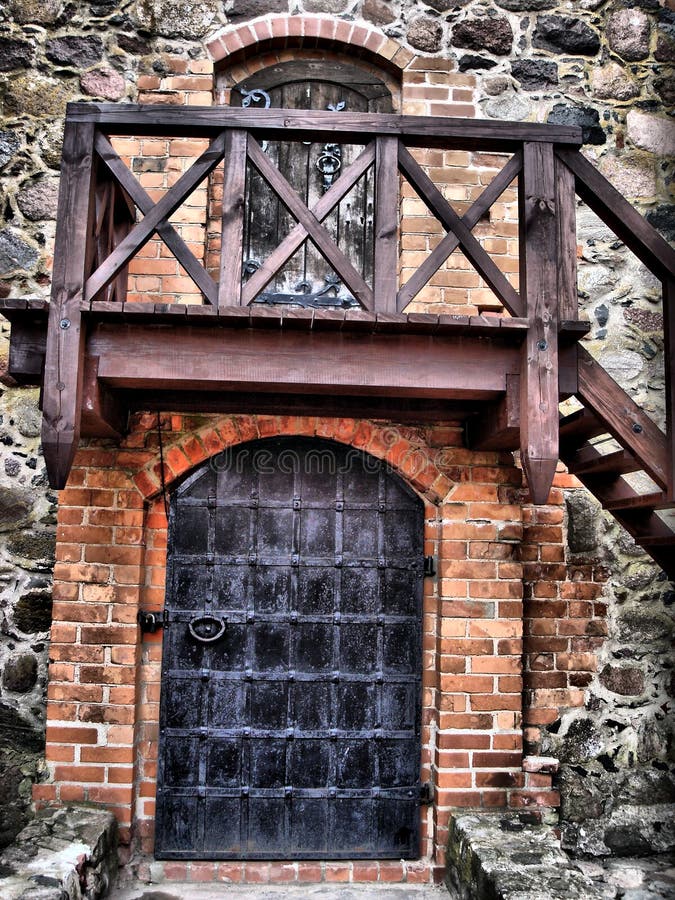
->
left=445, top=813, right=617, bottom=900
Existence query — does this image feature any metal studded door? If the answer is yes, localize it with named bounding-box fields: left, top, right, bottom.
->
left=155, top=437, right=424, bottom=860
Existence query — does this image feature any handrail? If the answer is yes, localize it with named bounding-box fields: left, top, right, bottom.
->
left=64, top=102, right=584, bottom=150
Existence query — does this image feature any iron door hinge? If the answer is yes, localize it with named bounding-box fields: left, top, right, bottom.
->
left=137, top=609, right=167, bottom=633
left=423, top=556, right=436, bottom=577
left=420, top=782, right=433, bottom=805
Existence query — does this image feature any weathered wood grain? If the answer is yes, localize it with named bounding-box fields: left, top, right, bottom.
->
left=241, top=144, right=375, bottom=306
left=218, top=129, right=247, bottom=306
left=577, top=345, right=668, bottom=490
left=518, top=142, right=559, bottom=504
left=66, top=102, right=583, bottom=149
left=373, top=136, right=399, bottom=313
left=555, top=154, right=578, bottom=321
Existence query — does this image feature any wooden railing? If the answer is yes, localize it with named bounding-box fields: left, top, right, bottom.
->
left=39, top=103, right=675, bottom=530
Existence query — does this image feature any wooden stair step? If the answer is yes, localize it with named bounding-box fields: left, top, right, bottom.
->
left=559, top=407, right=607, bottom=453
left=568, top=446, right=640, bottom=478
left=597, top=490, right=669, bottom=513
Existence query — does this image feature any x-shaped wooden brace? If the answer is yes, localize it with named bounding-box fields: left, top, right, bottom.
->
left=397, top=146, right=523, bottom=317
left=245, top=135, right=375, bottom=311
left=86, top=131, right=227, bottom=305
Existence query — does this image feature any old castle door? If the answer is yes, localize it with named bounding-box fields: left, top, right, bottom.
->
left=155, top=437, right=423, bottom=859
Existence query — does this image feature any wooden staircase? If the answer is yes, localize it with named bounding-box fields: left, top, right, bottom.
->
left=559, top=347, right=675, bottom=578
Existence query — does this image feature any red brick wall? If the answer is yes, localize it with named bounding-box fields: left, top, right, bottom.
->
left=35, top=412, right=582, bottom=881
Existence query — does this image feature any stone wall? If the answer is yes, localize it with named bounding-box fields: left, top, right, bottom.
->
left=0, top=0, right=673, bottom=855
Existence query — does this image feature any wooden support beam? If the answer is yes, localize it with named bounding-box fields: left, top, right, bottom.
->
left=374, top=137, right=399, bottom=313
left=519, top=142, right=559, bottom=505
left=218, top=129, right=247, bottom=307
left=90, top=324, right=521, bottom=399
left=467, top=374, right=520, bottom=451
left=7, top=318, right=46, bottom=385
left=577, top=345, right=669, bottom=491
left=42, top=119, right=97, bottom=490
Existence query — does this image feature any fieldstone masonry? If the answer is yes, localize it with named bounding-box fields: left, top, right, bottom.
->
left=0, top=0, right=673, bottom=884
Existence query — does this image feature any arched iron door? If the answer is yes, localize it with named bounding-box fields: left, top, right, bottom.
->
left=155, top=437, right=423, bottom=860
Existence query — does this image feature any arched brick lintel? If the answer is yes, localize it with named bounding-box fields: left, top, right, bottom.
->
left=133, top=415, right=452, bottom=506
left=205, top=15, right=415, bottom=76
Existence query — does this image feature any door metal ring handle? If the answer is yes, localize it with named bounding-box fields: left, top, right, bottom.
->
left=188, top=615, right=226, bottom=644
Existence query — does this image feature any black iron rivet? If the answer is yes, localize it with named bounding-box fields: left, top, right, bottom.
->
left=537, top=340, right=548, bottom=351
left=632, top=422, right=643, bottom=434
left=56, top=381, right=65, bottom=391
left=59, top=318, right=70, bottom=329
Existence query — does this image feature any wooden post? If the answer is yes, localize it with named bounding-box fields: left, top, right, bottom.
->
left=664, top=277, right=674, bottom=502
left=374, top=137, right=399, bottom=313
left=519, top=142, right=559, bottom=505
left=219, top=129, right=247, bottom=307
left=42, top=119, right=97, bottom=489
left=555, top=154, right=578, bottom=322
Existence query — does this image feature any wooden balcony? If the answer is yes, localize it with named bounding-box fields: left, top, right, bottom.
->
left=2, top=102, right=675, bottom=570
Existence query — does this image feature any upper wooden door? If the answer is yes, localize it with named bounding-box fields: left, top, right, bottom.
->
left=229, top=61, right=393, bottom=308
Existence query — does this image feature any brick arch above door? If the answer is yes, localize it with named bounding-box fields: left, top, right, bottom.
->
left=206, top=15, right=415, bottom=80
left=132, top=415, right=455, bottom=506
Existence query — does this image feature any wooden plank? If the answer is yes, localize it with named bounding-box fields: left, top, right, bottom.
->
left=518, top=142, right=559, bottom=505
left=555, top=154, right=578, bottom=321
left=84, top=131, right=227, bottom=303
left=397, top=152, right=522, bottom=311
left=246, top=136, right=375, bottom=310
left=373, top=137, right=399, bottom=313
left=556, top=148, right=675, bottom=281
left=218, top=129, right=247, bottom=306
left=91, top=323, right=519, bottom=399
left=577, top=345, right=668, bottom=490
left=94, top=132, right=218, bottom=305
left=664, top=278, right=674, bottom=502
left=467, top=374, right=520, bottom=450
left=568, top=445, right=639, bottom=477
left=241, top=143, right=375, bottom=306
left=65, top=103, right=583, bottom=149
left=397, top=144, right=523, bottom=317
left=42, top=119, right=96, bottom=489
